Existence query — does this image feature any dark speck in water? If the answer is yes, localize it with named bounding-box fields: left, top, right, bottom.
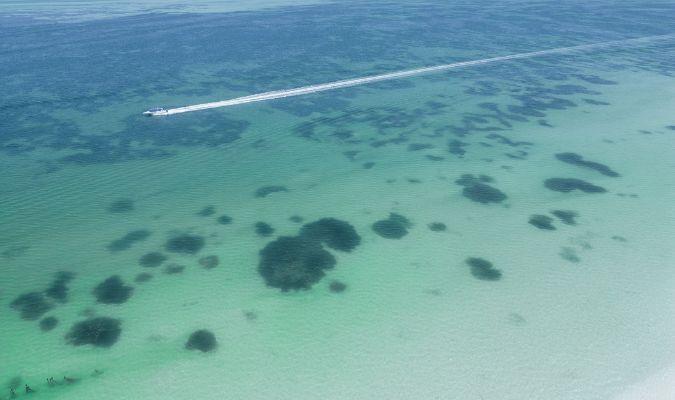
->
left=134, top=273, right=153, bottom=283
left=107, top=199, right=134, bottom=213
left=164, top=264, right=185, bottom=274
left=255, top=186, right=288, bottom=198
left=197, top=206, right=216, bottom=217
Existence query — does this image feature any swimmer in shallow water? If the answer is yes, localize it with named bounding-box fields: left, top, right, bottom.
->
left=25, top=384, right=34, bottom=393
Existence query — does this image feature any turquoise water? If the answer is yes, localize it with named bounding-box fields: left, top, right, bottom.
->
left=2, top=1, right=675, bottom=399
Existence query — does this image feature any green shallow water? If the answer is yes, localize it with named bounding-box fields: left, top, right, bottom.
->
left=1, top=1, right=675, bottom=399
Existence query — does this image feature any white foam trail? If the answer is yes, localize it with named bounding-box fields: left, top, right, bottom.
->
left=156, top=34, right=674, bottom=115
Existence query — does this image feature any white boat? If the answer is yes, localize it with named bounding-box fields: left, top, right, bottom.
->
left=143, top=107, right=169, bottom=116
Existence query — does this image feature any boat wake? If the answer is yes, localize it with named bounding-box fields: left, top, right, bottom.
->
left=145, top=34, right=674, bottom=116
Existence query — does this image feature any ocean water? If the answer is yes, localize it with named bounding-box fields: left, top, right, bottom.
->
left=1, top=1, right=675, bottom=399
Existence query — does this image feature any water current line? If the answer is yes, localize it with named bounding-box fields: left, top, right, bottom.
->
left=150, top=34, right=674, bottom=115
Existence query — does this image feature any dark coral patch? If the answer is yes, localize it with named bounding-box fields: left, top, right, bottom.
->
left=300, top=218, right=361, bottom=252
left=258, top=236, right=336, bottom=291
left=289, top=215, right=304, bottom=223
left=529, top=215, right=556, bottom=230
left=185, top=329, right=217, bottom=352
left=10, top=292, right=53, bottom=320
left=329, top=280, right=347, bottom=293
left=107, top=229, right=151, bottom=252
left=466, top=257, right=502, bottom=281
left=164, top=264, right=185, bottom=274
left=544, top=178, right=606, bottom=193
left=107, top=199, right=134, bottom=213
left=559, top=247, right=580, bottom=263
left=362, top=162, right=375, bottom=169
left=45, top=271, right=75, bottom=303
left=455, top=174, right=493, bottom=186
left=134, top=272, right=153, bottom=283
left=555, top=152, right=619, bottom=177
left=139, top=252, right=167, bottom=268
left=255, top=222, right=275, bottom=237
left=65, top=317, right=121, bottom=348
left=217, top=215, right=233, bottom=225
left=198, top=255, right=219, bottom=269
left=255, top=186, right=288, bottom=198
left=39, top=316, right=59, bottom=332
left=197, top=206, right=216, bottom=217
left=428, top=222, right=447, bottom=232
left=372, top=213, right=412, bottom=239
left=448, top=139, right=468, bottom=156
left=462, top=183, right=507, bottom=204
left=93, top=276, right=133, bottom=304
left=165, top=234, right=205, bottom=254
left=551, top=210, right=578, bottom=225
left=408, top=143, right=434, bottom=151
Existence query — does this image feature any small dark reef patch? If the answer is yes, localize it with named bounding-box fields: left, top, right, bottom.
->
left=555, top=152, right=619, bottom=177
left=197, top=206, right=216, bottom=217
left=107, top=199, right=134, bottom=213
left=199, top=255, right=219, bottom=269
left=107, top=229, right=151, bottom=252
left=39, top=316, right=59, bottom=332
left=164, top=264, right=185, bottom=274
left=139, top=252, right=167, bottom=268
left=551, top=210, right=578, bottom=225
left=529, top=215, right=556, bottom=230
left=329, top=280, right=347, bottom=293
left=217, top=215, right=233, bottom=225
left=255, top=222, right=275, bottom=237
left=544, top=178, right=606, bottom=193
left=134, top=273, right=153, bottom=283
left=45, top=271, right=75, bottom=303
left=10, top=292, right=53, bottom=320
left=165, top=234, right=205, bottom=254
left=255, top=186, right=288, bottom=198
left=65, top=317, right=121, bottom=347
left=258, top=236, right=336, bottom=291
left=300, top=218, right=361, bottom=252
left=428, top=222, right=447, bottom=232
left=466, top=257, right=502, bottom=281
left=185, top=329, right=217, bottom=352
left=93, top=276, right=133, bottom=304
left=372, top=213, right=412, bottom=239
left=455, top=174, right=505, bottom=204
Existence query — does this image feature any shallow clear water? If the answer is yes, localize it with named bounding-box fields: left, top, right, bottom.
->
left=2, top=1, right=675, bottom=399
